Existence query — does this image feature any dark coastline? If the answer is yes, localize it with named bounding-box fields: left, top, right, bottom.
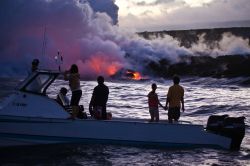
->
left=147, top=55, right=250, bottom=78
left=136, top=27, right=250, bottom=80
left=138, top=27, right=250, bottom=48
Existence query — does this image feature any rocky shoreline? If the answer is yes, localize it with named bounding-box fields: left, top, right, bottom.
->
left=137, top=27, right=250, bottom=78
left=138, top=27, right=250, bottom=48
left=147, top=54, right=250, bottom=78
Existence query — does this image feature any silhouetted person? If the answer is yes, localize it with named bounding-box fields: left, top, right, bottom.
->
left=89, top=76, right=109, bottom=120
left=64, top=64, right=82, bottom=119
left=31, top=59, right=39, bottom=72
left=147, top=83, right=164, bottom=122
left=56, top=87, right=70, bottom=106
left=26, top=59, right=41, bottom=92
left=165, top=75, right=185, bottom=123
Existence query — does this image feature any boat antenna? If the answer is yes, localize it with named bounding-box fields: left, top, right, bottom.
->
left=40, top=25, right=48, bottom=70
left=42, top=26, right=47, bottom=57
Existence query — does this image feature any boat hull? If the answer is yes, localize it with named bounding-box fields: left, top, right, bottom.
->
left=0, top=115, right=231, bottom=149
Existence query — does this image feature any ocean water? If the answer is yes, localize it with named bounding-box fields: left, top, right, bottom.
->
left=0, top=77, right=250, bottom=165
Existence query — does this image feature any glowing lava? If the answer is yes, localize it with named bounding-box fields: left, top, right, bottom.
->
left=88, top=55, right=122, bottom=77
left=107, top=64, right=120, bottom=76
left=126, top=70, right=142, bottom=80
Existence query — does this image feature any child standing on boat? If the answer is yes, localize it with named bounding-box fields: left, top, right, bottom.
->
left=147, top=83, right=164, bottom=122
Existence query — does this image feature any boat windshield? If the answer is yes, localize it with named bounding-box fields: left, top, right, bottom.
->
left=20, top=71, right=59, bottom=95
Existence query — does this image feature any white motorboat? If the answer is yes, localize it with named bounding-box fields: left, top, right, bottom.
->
left=0, top=70, right=245, bottom=150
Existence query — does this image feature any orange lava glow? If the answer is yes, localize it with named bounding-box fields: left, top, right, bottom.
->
left=107, top=65, right=119, bottom=76
left=126, top=70, right=142, bottom=80
left=90, top=56, right=102, bottom=73
left=89, top=55, right=121, bottom=76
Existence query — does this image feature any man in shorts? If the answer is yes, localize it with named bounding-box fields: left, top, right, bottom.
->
left=165, top=76, right=185, bottom=123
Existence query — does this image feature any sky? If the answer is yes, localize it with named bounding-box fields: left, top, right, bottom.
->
left=0, top=0, right=249, bottom=78
left=115, top=0, right=250, bottom=31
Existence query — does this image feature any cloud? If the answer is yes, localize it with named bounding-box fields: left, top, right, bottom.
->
left=118, top=0, right=250, bottom=31
left=136, top=0, right=175, bottom=6
left=165, top=0, right=250, bottom=24
left=84, top=0, right=119, bottom=24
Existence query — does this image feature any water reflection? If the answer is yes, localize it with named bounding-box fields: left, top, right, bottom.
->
left=0, top=77, right=250, bottom=165
left=46, top=78, right=250, bottom=125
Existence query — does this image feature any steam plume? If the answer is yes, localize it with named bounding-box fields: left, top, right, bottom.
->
left=0, top=0, right=249, bottom=78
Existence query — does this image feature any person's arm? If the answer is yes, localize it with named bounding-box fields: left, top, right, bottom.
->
left=165, top=88, right=171, bottom=110
left=159, top=102, right=164, bottom=109
left=181, top=97, right=185, bottom=112
left=165, top=97, right=170, bottom=110
left=89, top=92, right=95, bottom=116
left=90, top=87, right=98, bottom=115
left=157, top=94, right=164, bottom=109
left=181, top=89, right=185, bottom=112
left=104, top=86, right=109, bottom=104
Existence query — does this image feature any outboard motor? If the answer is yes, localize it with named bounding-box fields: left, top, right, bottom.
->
left=206, top=115, right=245, bottom=150
left=206, top=115, right=229, bottom=133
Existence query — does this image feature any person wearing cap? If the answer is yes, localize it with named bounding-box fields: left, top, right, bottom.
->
left=26, top=59, right=41, bottom=92
left=31, top=59, right=39, bottom=72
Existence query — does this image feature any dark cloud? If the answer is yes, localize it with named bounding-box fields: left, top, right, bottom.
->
left=86, top=0, right=119, bottom=24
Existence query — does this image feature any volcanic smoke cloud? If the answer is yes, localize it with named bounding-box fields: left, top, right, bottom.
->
left=0, top=0, right=250, bottom=78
